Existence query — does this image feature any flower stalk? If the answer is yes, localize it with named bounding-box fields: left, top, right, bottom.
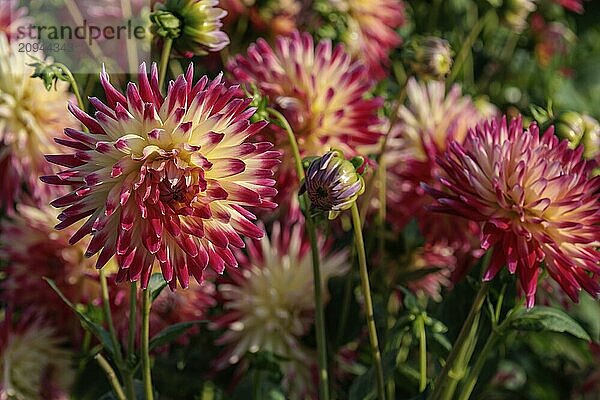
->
left=142, top=288, right=154, bottom=400
left=158, top=38, right=173, bottom=90
left=351, top=202, right=386, bottom=400
left=268, top=107, right=330, bottom=400
left=429, top=280, right=491, bottom=400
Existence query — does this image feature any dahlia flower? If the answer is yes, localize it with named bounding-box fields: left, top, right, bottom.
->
left=427, top=116, right=600, bottom=307
left=330, top=0, right=405, bottom=78
left=0, top=34, right=74, bottom=208
left=0, top=316, right=74, bottom=400
left=43, top=62, right=280, bottom=289
left=0, top=202, right=101, bottom=339
left=0, top=1, right=31, bottom=40
left=151, top=0, right=230, bottom=57
left=212, top=221, right=348, bottom=397
left=404, top=36, right=453, bottom=81
left=405, top=243, right=457, bottom=302
left=228, top=31, right=383, bottom=195
left=386, top=78, right=491, bottom=245
left=554, top=0, right=585, bottom=13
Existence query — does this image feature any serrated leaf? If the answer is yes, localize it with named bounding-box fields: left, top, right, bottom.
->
left=148, top=273, right=168, bottom=302
left=44, top=278, right=116, bottom=356
left=508, top=306, right=591, bottom=341
left=149, top=320, right=206, bottom=350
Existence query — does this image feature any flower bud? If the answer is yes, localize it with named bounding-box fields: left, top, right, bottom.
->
left=405, top=36, right=453, bottom=81
left=28, top=58, right=69, bottom=91
left=555, top=111, right=585, bottom=147
left=150, top=10, right=182, bottom=40
left=150, top=0, right=229, bottom=57
left=581, top=115, right=600, bottom=159
left=299, top=150, right=365, bottom=219
left=501, top=0, right=536, bottom=32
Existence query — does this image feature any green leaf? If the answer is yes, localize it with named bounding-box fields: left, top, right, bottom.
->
left=148, top=273, right=168, bottom=302
left=44, top=278, right=116, bottom=356
left=508, top=306, right=591, bottom=341
left=149, top=321, right=206, bottom=350
left=349, top=351, right=396, bottom=400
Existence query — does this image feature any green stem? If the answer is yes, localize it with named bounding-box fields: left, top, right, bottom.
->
left=377, top=154, right=387, bottom=258
left=448, top=10, right=494, bottom=85
left=359, top=85, right=407, bottom=224
left=417, top=315, right=428, bottom=392
left=351, top=203, right=386, bottom=400
left=99, top=269, right=123, bottom=366
left=141, top=288, right=154, bottom=400
left=128, top=282, right=137, bottom=353
left=124, top=282, right=138, bottom=400
left=55, top=62, right=85, bottom=112
left=457, top=298, right=521, bottom=400
left=95, top=354, right=126, bottom=400
left=158, top=38, right=173, bottom=91
left=429, top=282, right=490, bottom=400
left=268, top=107, right=330, bottom=400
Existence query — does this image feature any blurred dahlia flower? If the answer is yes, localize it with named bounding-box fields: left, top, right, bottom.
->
left=427, top=116, right=600, bottom=307
left=386, top=78, right=491, bottom=245
left=0, top=1, right=31, bottom=40
left=0, top=34, right=74, bottom=208
left=0, top=316, right=73, bottom=400
left=221, top=0, right=302, bottom=37
left=212, top=221, right=348, bottom=397
left=151, top=0, right=229, bottom=57
left=43, top=63, right=280, bottom=289
left=228, top=31, right=382, bottom=194
left=330, top=0, right=405, bottom=78
left=554, top=0, right=585, bottom=13
left=405, top=243, right=457, bottom=302
left=0, top=202, right=100, bottom=339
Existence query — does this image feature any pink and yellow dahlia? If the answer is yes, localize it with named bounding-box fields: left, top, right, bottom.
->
left=212, top=221, right=348, bottom=398
left=0, top=202, right=101, bottom=339
left=43, top=63, right=280, bottom=289
left=330, top=0, right=405, bottom=78
left=427, top=116, right=600, bottom=307
left=0, top=1, right=31, bottom=40
left=386, top=78, right=491, bottom=244
left=228, top=31, right=382, bottom=197
left=0, top=33, right=74, bottom=208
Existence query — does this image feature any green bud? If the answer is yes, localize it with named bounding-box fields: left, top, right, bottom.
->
left=404, top=36, right=453, bottom=81
left=581, top=115, right=600, bottom=159
left=501, top=0, right=536, bottom=32
left=28, top=58, right=70, bottom=91
left=555, top=111, right=585, bottom=148
left=150, top=10, right=182, bottom=40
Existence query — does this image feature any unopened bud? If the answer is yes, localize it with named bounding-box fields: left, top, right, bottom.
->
left=150, top=10, right=182, bottom=39
left=501, top=0, right=536, bottom=32
left=28, top=58, right=70, bottom=91
left=405, top=36, right=453, bottom=81
left=555, top=111, right=585, bottom=147
left=299, top=150, right=365, bottom=219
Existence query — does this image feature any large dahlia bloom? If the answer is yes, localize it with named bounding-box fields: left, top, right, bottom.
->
left=386, top=78, right=491, bottom=245
left=330, top=0, right=405, bottom=78
left=212, top=221, right=348, bottom=397
left=427, top=117, right=600, bottom=307
left=0, top=34, right=74, bottom=208
left=0, top=202, right=101, bottom=339
left=0, top=316, right=74, bottom=400
left=43, top=63, right=280, bottom=289
left=228, top=31, right=383, bottom=196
